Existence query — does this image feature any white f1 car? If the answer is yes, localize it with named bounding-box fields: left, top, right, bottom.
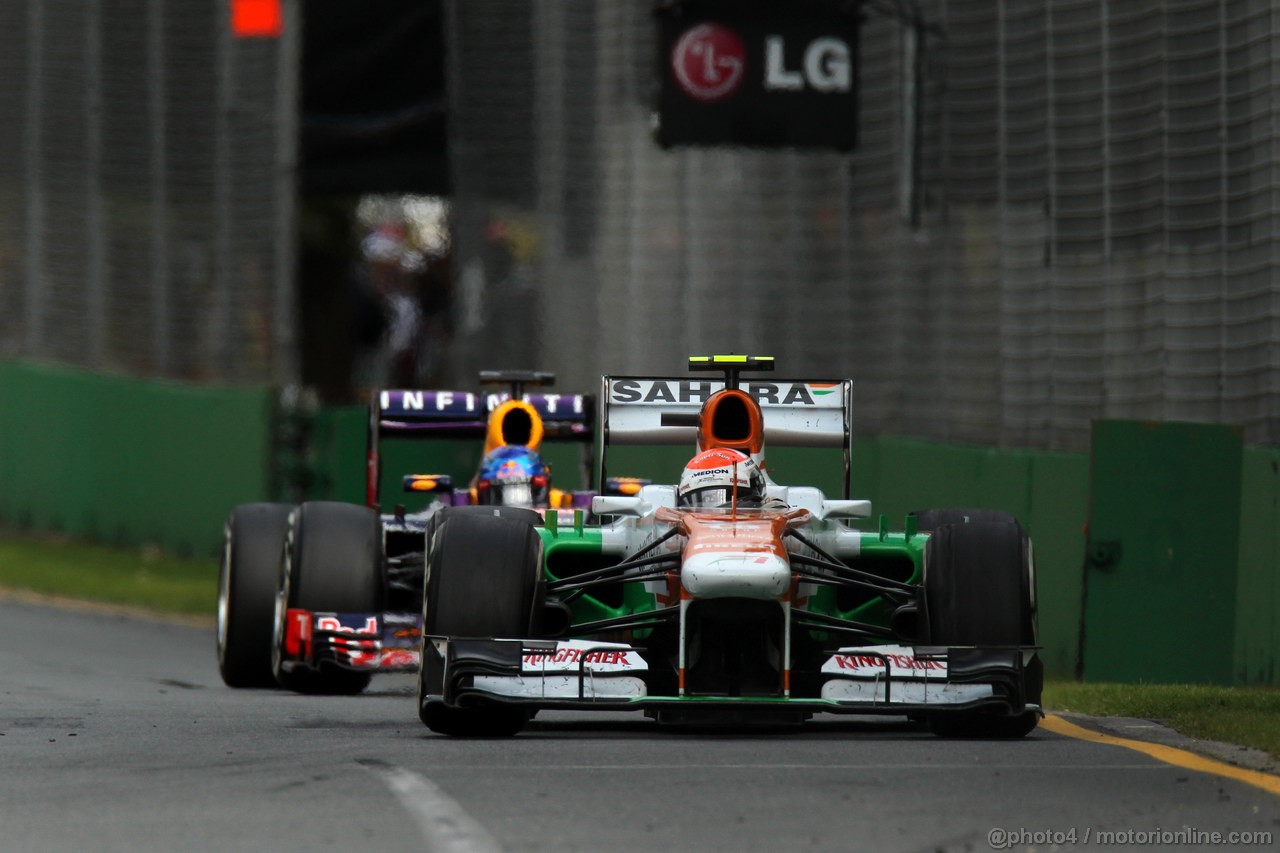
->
left=417, top=356, right=1041, bottom=737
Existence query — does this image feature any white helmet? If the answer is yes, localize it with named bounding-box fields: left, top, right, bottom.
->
left=677, top=448, right=766, bottom=510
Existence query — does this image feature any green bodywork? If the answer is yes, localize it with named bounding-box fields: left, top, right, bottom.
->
left=536, top=524, right=651, bottom=626
left=808, top=529, right=926, bottom=629
left=536, top=514, right=928, bottom=635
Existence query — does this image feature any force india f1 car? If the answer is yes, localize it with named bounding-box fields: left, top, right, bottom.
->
left=216, top=371, right=598, bottom=694
left=418, top=356, right=1042, bottom=738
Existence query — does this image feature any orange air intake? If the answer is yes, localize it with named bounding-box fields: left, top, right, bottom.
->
left=485, top=399, right=544, bottom=454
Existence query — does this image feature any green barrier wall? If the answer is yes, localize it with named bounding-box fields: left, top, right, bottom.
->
left=1081, top=420, right=1243, bottom=685
left=4, top=364, right=1274, bottom=684
left=1235, top=447, right=1280, bottom=685
left=850, top=437, right=1089, bottom=680
left=0, top=361, right=272, bottom=555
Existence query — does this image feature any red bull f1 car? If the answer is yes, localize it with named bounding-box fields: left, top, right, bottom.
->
left=216, top=371, right=601, bottom=694
left=417, top=356, right=1042, bottom=737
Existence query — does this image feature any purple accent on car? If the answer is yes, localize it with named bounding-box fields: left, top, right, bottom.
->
left=520, top=393, right=590, bottom=422
left=380, top=419, right=488, bottom=432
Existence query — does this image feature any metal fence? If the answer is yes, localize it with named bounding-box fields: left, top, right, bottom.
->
left=3, top=1, right=1277, bottom=451
left=443, top=0, right=1280, bottom=451
left=0, top=0, right=298, bottom=384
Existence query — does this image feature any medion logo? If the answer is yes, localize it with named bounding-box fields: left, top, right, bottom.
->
left=610, top=380, right=818, bottom=406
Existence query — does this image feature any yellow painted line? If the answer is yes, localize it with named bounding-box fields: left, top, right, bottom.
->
left=1042, top=714, right=1280, bottom=798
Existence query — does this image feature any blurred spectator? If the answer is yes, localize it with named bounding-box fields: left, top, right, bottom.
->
left=352, top=222, right=423, bottom=389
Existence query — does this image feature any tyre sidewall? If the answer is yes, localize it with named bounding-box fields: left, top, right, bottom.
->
left=419, top=511, right=542, bottom=735
left=218, top=502, right=293, bottom=688
left=273, top=502, right=383, bottom=694
left=922, top=517, right=1041, bottom=736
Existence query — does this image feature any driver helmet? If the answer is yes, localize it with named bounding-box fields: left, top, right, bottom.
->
left=475, top=445, right=550, bottom=507
left=677, top=448, right=766, bottom=510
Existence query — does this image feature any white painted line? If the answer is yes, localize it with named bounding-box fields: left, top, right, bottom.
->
left=360, top=761, right=503, bottom=853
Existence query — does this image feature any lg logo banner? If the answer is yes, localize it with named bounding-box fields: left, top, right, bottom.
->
left=671, top=23, right=746, bottom=102
left=655, top=2, right=860, bottom=149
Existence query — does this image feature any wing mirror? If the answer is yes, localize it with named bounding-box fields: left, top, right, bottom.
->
left=590, top=495, right=651, bottom=517
left=604, top=476, right=652, bottom=496
left=404, top=474, right=454, bottom=494
left=819, top=499, right=872, bottom=520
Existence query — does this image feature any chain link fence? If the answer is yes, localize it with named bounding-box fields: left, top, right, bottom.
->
left=443, top=0, right=1280, bottom=451
left=2, top=1, right=1277, bottom=450
left=0, top=0, right=297, bottom=383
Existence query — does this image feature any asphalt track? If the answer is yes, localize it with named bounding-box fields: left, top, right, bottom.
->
left=2, top=599, right=1278, bottom=852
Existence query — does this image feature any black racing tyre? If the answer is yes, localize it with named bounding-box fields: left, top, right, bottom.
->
left=272, top=502, right=384, bottom=695
left=217, top=503, right=294, bottom=688
left=432, top=504, right=543, bottom=526
left=418, top=512, right=542, bottom=737
left=424, top=504, right=544, bottom=554
left=921, top=516, right=1041, bottom=739
left=928, top=703, right=1040, bottom=739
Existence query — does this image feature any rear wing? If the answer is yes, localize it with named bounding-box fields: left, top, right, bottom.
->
left=597, top=375, right=852, bottom=498
left=375, top=390, right=593, bottom=440
left=367, top=389, right=594, bottom=508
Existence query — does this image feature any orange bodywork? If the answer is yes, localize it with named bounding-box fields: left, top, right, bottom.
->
left=656, top=506, right=811, bottom=561
left=696, top=388, right=764, bottom=455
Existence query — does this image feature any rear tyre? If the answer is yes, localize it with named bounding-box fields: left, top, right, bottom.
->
left=217, top=503, right=294, bottom=688
left=418, top=511, right=542, bottom=736
left=272, top=502, right=384, bottom=695
left=429, top=504, right=543, bottom=526
left=424, top=504, right=543, bottom=555
left=921, top=516, right=1040, bottom=739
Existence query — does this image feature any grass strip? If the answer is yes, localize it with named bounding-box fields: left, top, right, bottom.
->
left=0, top=534, right=217, bottom=617
left=1046, top=680, right=1280, bottom=761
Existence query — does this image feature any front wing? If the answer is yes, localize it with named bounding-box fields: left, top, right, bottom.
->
left=422, top=638, right=1040, bottom=717
left=279, top=609, right=422, bottom=673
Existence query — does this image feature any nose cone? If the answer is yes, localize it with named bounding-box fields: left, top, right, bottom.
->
left=682, top=551, right=790, bottom=600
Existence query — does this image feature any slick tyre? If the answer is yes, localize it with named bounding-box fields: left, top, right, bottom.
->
left=418, top=511, right=542, bottom=737
left=921, top=516, right=1041, bottom=739
left=217, top=503, right=294, bottom=688
left=423, top=504, right=543, bottom=555
left=272, top=502, right=384, bottom=695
